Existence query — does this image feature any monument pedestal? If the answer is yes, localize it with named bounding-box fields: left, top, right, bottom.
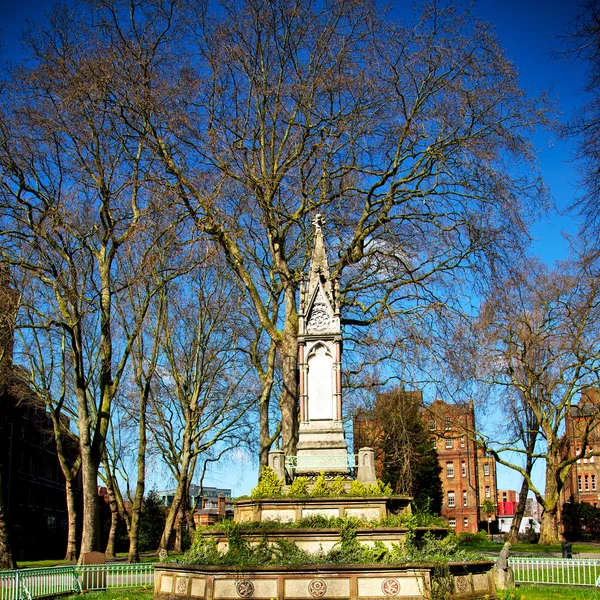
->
left=295, top=420, right=349, bottom=475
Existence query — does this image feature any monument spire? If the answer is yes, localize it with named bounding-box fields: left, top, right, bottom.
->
left=295, top=215, right=348, bottom=476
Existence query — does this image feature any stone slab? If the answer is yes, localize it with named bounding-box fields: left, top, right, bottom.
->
left=357, top=576, right=425, bottom=598
left=345, top=507, right=381, bottom=521
left=213, top=578, right=278, bottom=599
left=301, top=508, right=339, bottom=519
left=285, top=578, right=350, bottom=598
left=262, top=509, right=296, bottom=523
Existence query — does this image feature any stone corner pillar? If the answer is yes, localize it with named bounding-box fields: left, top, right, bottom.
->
left=356, top=447, right=377, bottom=484
left=268, top=449, right=286, bottom=482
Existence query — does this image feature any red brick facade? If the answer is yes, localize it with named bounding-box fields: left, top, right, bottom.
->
left=354, top=394, right=497, bottom=534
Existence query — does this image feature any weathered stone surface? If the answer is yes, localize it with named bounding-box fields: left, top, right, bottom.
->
left=153, top=563, right=495, bottom=600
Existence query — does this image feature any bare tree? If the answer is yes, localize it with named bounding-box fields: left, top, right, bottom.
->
left=459, top=255, right=600, bottom=544
left=148, top=261, right=256, bottom=552
left=1, top=0, right=551, bottom=470
left=0, top=3, right=186, bottom=551
left=132, top=0, right=549, bottom=457
left=560, top=0, right=600, bottom=237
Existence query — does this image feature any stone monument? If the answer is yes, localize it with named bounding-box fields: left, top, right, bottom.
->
left=294, top=215, right=349, bottom=476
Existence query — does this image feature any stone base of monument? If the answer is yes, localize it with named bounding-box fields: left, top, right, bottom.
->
left=234, top=496, right=411, bottom=524
left=154, top=561, right=496, bottom=600
left=295, top=421, right=349, bottom=475
left=196, top=525, right=447, bottom=554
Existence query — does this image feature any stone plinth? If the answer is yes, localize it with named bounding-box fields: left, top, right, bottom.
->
left=196, top=526, right=447, bottom=554
left=154, top=561, right=496, bottom=600
left=234, top=496, right=411, bottom=524
left=295, top=421, right=349, bottom=475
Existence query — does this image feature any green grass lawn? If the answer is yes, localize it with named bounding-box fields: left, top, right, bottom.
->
left=458, top=540, right=600, bottom=554
left=57, top=585, right=600, bottom=600
left=61, top=588, right=153, bottom=600
left=510, top=584, right=600, bottom=599
left=16, top=553, right=185, bottom=569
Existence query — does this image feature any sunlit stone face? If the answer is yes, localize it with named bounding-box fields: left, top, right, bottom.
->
left=307, top=344, right=334, bottom=420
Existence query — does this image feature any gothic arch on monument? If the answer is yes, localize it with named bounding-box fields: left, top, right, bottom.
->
left=294, top=215, right=349, bottom=476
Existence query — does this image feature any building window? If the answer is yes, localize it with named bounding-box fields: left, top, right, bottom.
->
left=463, top=490, right=468, bottom=506
left=432, top=437, right=437, bottom=450
left=446, top=462, right=454, bottom=478
left=446, top=438, right=453, bottom=449
left=463, top=517, right=469, bottom=527
left=485, top=486, right=491, bottom=498
left=448, top=491, right=455, bottom=507
left=483, top=464, right=490, bottom=476
left=460, top=436, right=465, bottom=448
left=585, top=475, right=590, bottom=491
left=461, top=461, right=466, bottom=477
left=449, top=518, right=456, bottom=528
left=445, top=416, right=451, bottom=430
left=429, top=419, right=436, bottom=431
left=578, top=475, right=583, bottom=491
left=593, top=475, right=597, bottom=491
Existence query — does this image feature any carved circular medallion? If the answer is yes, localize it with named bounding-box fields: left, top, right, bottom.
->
left=381, top=578, right=400, bottom=596
left=176, top=578, right=187, bottom=595
left=235, top=580, right=255, bottom=598
left=308, top=579, right=327, bottom=597
left=308, top=304, right=329, bottom=331
left=455, top=576, right=469, bottom=593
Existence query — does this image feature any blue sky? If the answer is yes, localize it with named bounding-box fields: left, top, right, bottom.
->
left=0, top=1, right=589, bottom=497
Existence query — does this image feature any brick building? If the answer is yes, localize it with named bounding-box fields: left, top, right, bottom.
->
left=560, top=389, right=600, bottom=508
left=354, top=393, right=497, bottom=534
left=0, top=269, right=81, bottom=560
left=497, top=490, right=519, bottom=516
left=427, top=399, right=497, bottom=534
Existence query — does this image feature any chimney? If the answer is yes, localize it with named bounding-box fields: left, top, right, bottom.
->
left=217, top=494, right=226, bottom=517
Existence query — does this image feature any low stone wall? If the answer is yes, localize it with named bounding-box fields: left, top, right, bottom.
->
left=197, top=527, right=447, bottom=554
left=234, top=497, right=412, bottom=524
left=154, top=561, right=496, bottom=600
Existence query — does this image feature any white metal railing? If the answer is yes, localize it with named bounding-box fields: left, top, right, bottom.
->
left=285, top=454, right=357, bottom=470
left=510, top=556, right=600, bottom=587
left=0, top=563, right=154, bottom=600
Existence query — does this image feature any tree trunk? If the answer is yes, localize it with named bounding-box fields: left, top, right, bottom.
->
left=539, top=459, right=561, bottom=545
left=507, top=478, right=530, bottom=544
left=174, top=509, right=185, bottom=553
left=48, top=409, right=81, bottom=562
left=159, top=470, right=189, bottom=551
left=259, top=389, right=272, bottom=472
left=64, top=476, right=78, bottom=561
left=0, top=472, right=16, bottom=570
left=79, top=446, right=101, bottom=555
left=105, top=503, right=118, bottom=559
left=128, top=387, right=148, bottom=563
left=280, top=296, right=299, bottom=458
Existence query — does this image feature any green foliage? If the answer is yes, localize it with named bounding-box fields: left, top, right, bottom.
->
left=138, top=491, right=167, bottom=552
left=310, top=472, right=330, bottom=496
left=288, top=476, right=309, bottom=497
left=562, top=497, right=600, bottom=540
left=329, top=475, right=347, bottom=496
left=251, top=467, right=283, bottom=499
left=186, top=515, right=482, bottom=568
left=457, top=530, right=488, bottom=543
left=373, top=390, right=443, bottom=513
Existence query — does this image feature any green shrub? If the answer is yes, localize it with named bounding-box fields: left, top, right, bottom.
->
left=310, top=472, right=331, bottom=496
left=251, top=466, right=283, bottom=498
left=185, top=515, right=484, bottom=568
left=288, top=476, right=309, bottom=497
left=457, top=530, right=488, bottom=543
left=328, top=475, right=347, bottom=496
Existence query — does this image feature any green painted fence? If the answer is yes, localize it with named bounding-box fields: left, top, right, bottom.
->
left=0, top=563, right=154, bottom=600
